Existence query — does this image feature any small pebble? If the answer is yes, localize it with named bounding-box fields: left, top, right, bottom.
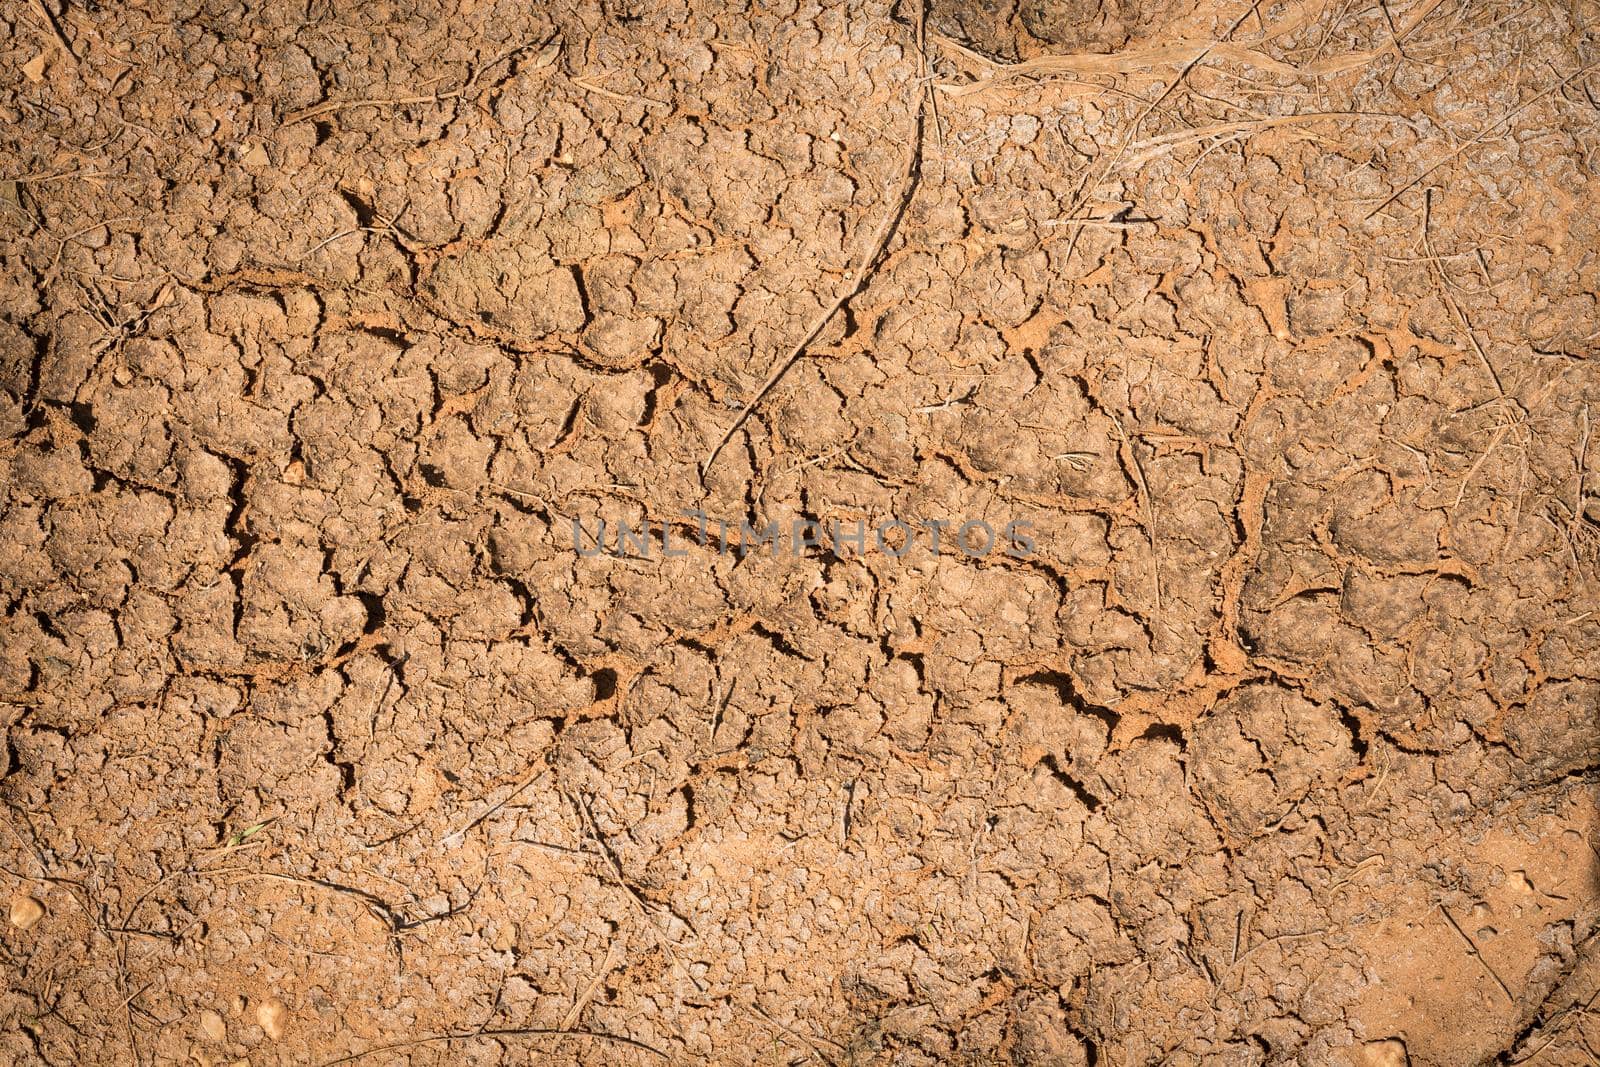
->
left=1357, top=1039, right=1409, bottom=1067
left=257, top=996, right=289, bottom=1041
left=199, top=1009, right=227, bottom=1044
left=9, top=894, right=44, bottom=930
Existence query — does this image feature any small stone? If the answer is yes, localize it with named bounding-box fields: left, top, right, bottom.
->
left=10, top=894, right=44, bottom=930
left=21, top=54, right=48, bottom=83
left=1355, top=1038, right=1409, bottom=1067
left=199, top=1009, right=227, bottom=1044
left=256, top=997, right=289, bottom=1041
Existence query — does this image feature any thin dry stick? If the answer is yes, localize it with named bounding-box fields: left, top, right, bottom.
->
left=464, top=37, right=560, bottom=97
left=914, top=0, right=944, bottom=150
left=314, top=1026, right=670, bottom=1066
left=700, top=92, right=925, bottom=478
left=284, top=90, right=461, bottom=125
left=749, top=1003, right=844, bottom=1066
left=1376, top=0, right=1412, bottom=59
left=567, top=790, right=666, bottom=932
left=285, top=40, right=557, bottom=126
left=1302, top=0, right=1441, bottom=76
left=27, top=0, right=78, bottom=65
left=571, top=74, right=670, bottom=109
left=1122, top=111, right=1406, bottom=166
left=49, top=217, right=134, bottom=273
left=215, top=869, right=406, bottom=930
left=1574, top=405, right=1592, bottom=539
left=1110, top=414, right=1163, bottom=614
left=1120, top=3, right=1264, bottom=146
left=1509, top=985, right=1600, bottom=1065
left=1057, top=2, right=1261, bottom=265
left=1448, top=375, right=1557, bottom=515
left=4, top=166, right=111, bottom=184
left=1365, top=59, right=1600, bottom=219
left=1439, top=904, right=1515, bottom=1001
left=1452, top=417, right=1513, bottom=511
left=566, top=789, right=711, bottom=995
left=1231, top=927, right=1327, bottom=967
left=299, top=227, right=366, bottom=260
left=939, top=35, right=1298, bottom=95
left=439, top=763, right=548, bottom=848
left=568, top=789, right=697, bottom=929
left=562, top=939, right=625, bottom=1030
left=1422, top=187, right=1504, bottom=397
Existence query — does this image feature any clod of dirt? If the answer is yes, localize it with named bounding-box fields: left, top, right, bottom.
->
left=8, top=894, right=44, bottom=930
left=256, top=997, right=289, bottom=1041
left=198, top=1009, right=227, bottom=1044
left=1355, top=1039, right=1410, bottom=1066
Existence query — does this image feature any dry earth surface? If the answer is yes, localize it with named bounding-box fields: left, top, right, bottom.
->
left=2, top=0, right=1600, bottom=1064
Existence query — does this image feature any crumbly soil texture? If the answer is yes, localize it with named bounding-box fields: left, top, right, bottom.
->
left=3, top=0, right=1600, bottom=1064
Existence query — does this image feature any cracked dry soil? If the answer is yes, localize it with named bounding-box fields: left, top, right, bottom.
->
left=3, top=0, right=1600, bottom=1064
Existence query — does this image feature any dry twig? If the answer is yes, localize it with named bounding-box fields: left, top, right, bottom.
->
left=701, top=43, right=926, bottom=478
left=1365, top=60, right=1600, bottom=219
left=1439, top=904, right=1515, bottom=1002
left=314, top=1026, right=670, bottom=1065
left=27, top=0, right=78, bottom=66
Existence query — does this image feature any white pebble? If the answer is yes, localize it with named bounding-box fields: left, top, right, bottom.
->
left=9, top=895, right=44, bottom=930
left=257, top=997, right=289, bottom=1041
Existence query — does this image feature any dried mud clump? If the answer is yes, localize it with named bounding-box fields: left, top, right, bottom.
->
left=2, top=0, right=1599, bottom=1064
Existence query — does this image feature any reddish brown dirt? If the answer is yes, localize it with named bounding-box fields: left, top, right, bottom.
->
left=2, top=0, right=1600, bottom=1064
